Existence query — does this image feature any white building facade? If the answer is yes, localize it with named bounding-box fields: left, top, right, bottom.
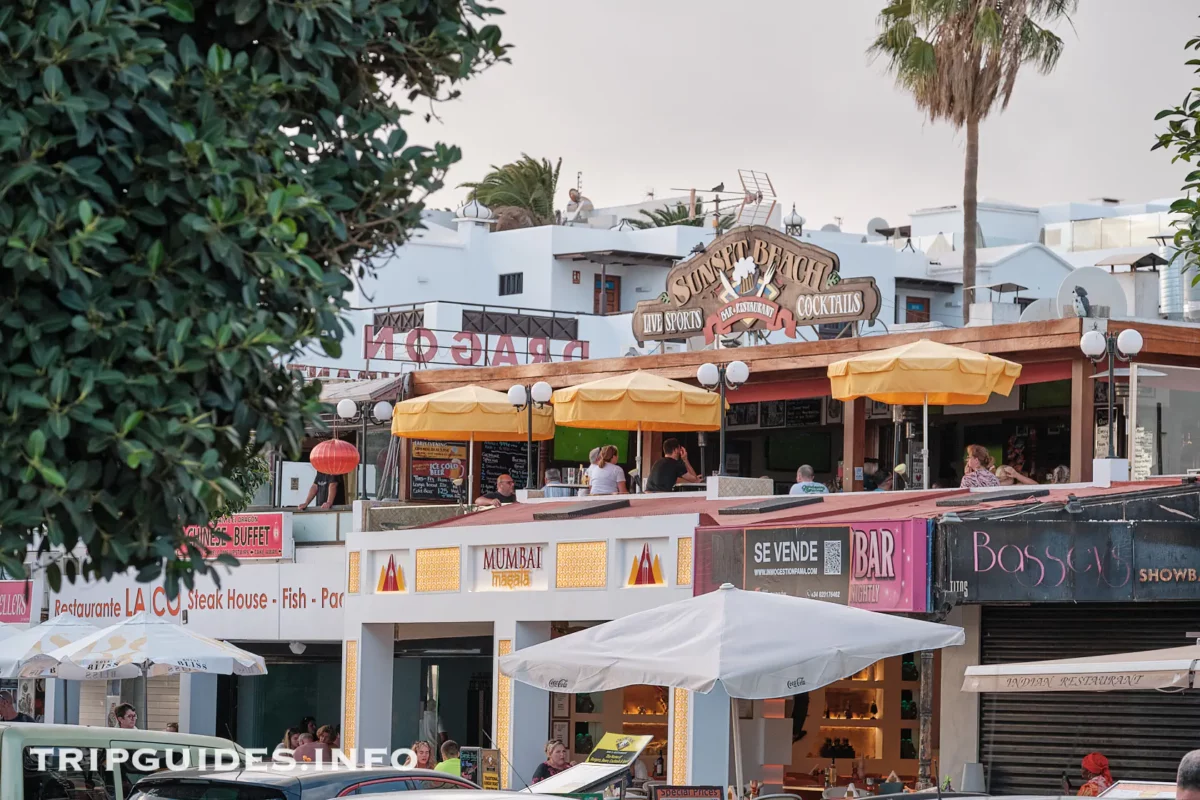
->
left=292, top=193, right=1188, bottom=384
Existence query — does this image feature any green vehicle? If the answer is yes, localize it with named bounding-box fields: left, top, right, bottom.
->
left=0, top=721, right=241, bottom=800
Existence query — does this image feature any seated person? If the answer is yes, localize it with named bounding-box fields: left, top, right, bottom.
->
left=542, top=468, right=574, bottom=498
left=476, top=474, right=517, bottom=508
left=645, top=438, right=701, bottom=492
left=790, top=464, right=829, bottom=495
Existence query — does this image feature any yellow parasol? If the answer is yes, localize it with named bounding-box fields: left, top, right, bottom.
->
left=552, top=371, right=723, bottom=482
left=827, top=340, right=1022, bottom=489
left=391, top=385, right=554, bottom=502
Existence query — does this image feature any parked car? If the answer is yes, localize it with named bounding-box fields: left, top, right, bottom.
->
left=3, top=720, right=240, bottom=800
left=129, top=766, right=480, bottom=799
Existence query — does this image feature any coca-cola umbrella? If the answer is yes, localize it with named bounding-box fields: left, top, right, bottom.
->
left=500, top=584, right=965, bottom=794
left=23, top=612, right=266, bottom=729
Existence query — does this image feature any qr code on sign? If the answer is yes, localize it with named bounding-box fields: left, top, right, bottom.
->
left=823, top=540, right=843, bottom=576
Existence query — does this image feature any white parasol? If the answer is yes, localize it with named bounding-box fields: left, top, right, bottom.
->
left=24, top=612, right=266, bottom=728
left=0, top=614, right=100, bottom=678
left=500, top=584, right=965, bottom=793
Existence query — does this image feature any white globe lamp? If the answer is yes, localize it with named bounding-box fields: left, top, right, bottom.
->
left=531, top=381, right=553, bottom=404
left=726, top=360, right=750, bottom=386
left=1079, top=330, right=1107, bottom=359
left=697, top=362, right=720, bottom=388
left=336, top=399, right=358, bottom=420
left=1116, top=328, right=1143, bottom=358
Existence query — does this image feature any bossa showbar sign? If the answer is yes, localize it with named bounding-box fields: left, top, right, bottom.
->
left=631, top=226, right=880, bottom=344
left=184, top=512, right=294, bottom=561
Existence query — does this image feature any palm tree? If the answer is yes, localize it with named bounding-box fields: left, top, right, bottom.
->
left=624, top=200, right=735, bottom=233
left=460, top=154, right=561, bottom=228
left=871, top=0, right=1075, bottom=323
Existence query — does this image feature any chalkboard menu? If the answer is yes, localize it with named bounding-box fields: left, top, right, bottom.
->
left=726, top=403, right=758, bottom=428
left=785, top=398, right=822, bottom=427
left=759, top=400, right=786, bottom=428
left=481, top=441, right=529, bottom=493
left=409, top=440, right=467, bottom=502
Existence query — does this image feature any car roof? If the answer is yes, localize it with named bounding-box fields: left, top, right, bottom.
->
left=342, top=793, right=525, bottom=800
left=0, top=721, right=239, bottom=750
left=139, top=765, right=477, bottom=790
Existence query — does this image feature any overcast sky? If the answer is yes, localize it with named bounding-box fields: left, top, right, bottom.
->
left=406, top=1, right=1197, bottom=232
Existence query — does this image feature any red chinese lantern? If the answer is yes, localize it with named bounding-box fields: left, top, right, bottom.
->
left=310, top=438, right=359, bottom=475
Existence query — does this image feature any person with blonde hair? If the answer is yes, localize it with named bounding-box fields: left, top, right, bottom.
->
left=960, top=444, right=1000, bottom=489
left=587, top=444, right=627, bottom=495
left=532, top=739, right=573, bottom=783
left=412, top=739, right=436, bottom=769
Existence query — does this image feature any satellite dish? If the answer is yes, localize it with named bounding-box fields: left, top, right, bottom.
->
left=820, top=223, right=841, bottom=233
left=866, top=217, right=890, bottom=236
left=1019, top=297, right=1058, bottom=323
left=1055, top=266, right=1127, bottom=319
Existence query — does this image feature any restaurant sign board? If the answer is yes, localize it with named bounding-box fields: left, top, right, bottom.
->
left=631, top=226, right=880, bottom=344
left=944, top=521, right=1200, bottom=603
left=471, top=543, right=548, bottom=591
left=0, top=581, right=33, bottom=624
left=183, top=512, right=293, bottom=561
left=650, top=788, right=724, bottom=800
left=695, top=521, right=929, bottom=612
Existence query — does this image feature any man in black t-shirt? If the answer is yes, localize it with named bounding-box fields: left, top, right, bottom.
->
left=477, top=474, right=518, bottom=508
left=298, top=471, right=344, bottom=510
left=645, top=438, right=701, bottom=492
left=0, top=691, right=33, bottom=723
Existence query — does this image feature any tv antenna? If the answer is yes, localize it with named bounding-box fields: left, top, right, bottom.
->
left=576, top=171, right=582, bottom=192
left=735, top=169, right=776, bottom=227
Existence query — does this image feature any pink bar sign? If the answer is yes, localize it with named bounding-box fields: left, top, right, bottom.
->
left=848, top=519, right=929, bottom=612
left=0, top=580, right=32, bottom=624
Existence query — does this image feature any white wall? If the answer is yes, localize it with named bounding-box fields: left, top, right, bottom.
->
left=938, top=605, right=981, bottom=789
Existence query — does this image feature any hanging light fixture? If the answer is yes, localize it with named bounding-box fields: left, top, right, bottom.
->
left=310, top=438, right=359, bottom=475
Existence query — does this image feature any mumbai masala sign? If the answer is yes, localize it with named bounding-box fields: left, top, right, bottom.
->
left=631, top=226, right=880, bottom=344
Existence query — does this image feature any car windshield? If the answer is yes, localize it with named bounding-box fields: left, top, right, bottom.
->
left=130, top=783, right=286, bottom=800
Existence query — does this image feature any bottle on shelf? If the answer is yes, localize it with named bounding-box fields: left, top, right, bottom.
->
left=870, top=701, right=878, bottom=719
left=844, top=701, right=852, bottom=719
left=820, top=738, right=833, bottom=758
left=655, top=755, right=665, bottom=778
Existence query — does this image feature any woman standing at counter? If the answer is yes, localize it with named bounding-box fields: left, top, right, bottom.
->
left=532, top=739, right=573, bottom=783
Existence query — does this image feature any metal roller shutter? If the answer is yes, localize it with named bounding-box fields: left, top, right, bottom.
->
left=979, top=604, right=1200, bottom=796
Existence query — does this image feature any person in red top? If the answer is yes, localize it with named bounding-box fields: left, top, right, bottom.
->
left=1078, top=752, right=1114, bottom=797
left=532, top=739, right=573, bottom=784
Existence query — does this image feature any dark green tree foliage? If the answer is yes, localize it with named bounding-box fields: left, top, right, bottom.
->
left=0, top=0, right=506, bottom=595
left=1154, top=26, right=1200, bottom=280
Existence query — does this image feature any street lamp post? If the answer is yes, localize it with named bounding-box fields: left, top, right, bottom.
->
left=336, top=398, right=394, bottom=499
left=696, top=360, right=750, bottom=476
left=1080, top=328, right=1143, bottom=459
left=508, top=381, right=553, bottom=490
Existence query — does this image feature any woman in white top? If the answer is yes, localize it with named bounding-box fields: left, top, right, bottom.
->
left=586, top=445, right=627, bottom=495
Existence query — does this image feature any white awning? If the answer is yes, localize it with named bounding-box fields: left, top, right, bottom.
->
left=962, top=644, right=1200, bottom=693
left=318, top=376, right=405, bottom=404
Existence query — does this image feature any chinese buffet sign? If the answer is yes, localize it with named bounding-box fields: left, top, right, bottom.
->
left=183, top=512, right=293, bottom=560
left=632, top=226, right=881, bottom=344
left=693, top=521, right=930, bottom=612
left=944, top=521, right=1200, bottom=603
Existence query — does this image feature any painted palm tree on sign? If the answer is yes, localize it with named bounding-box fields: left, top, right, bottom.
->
left=623, top=200, right=734, bottom=233
left=870, top=0, right=1076, bottom=324
left=460, top=154, right=561, bottom=229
